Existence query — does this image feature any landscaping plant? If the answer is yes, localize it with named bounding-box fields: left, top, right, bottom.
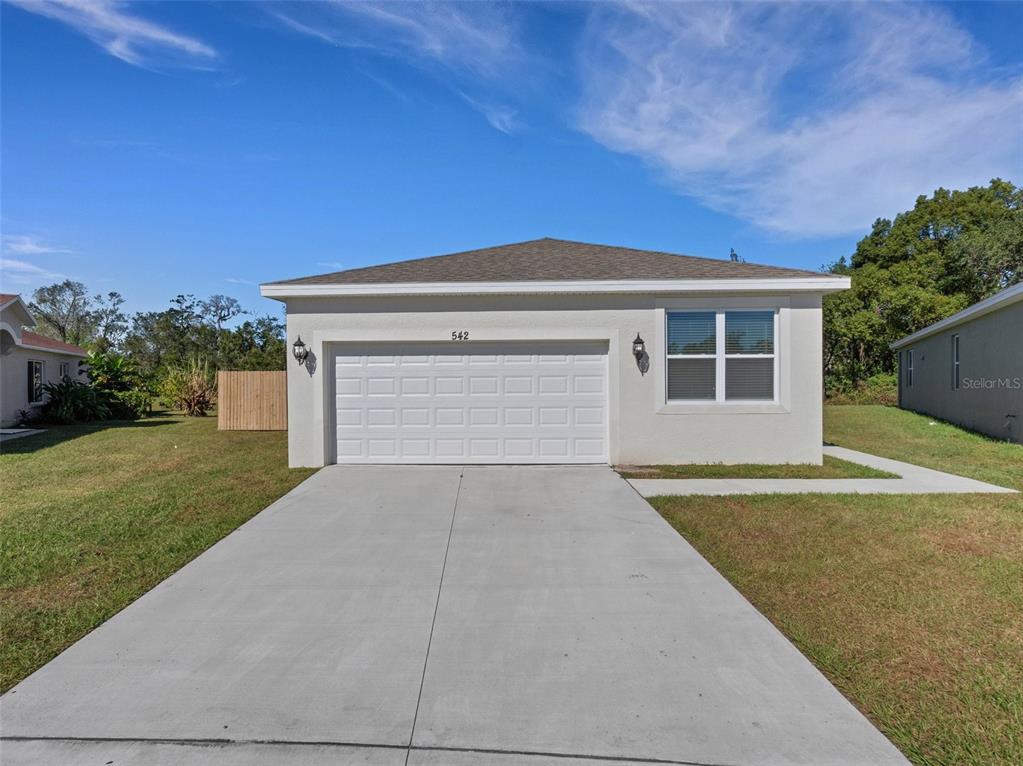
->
left=161, top=358, right=217, bottom=416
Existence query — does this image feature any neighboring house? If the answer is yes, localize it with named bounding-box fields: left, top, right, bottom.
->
left=1, top=293, right=88, bottom=427
left=260, top=238, right=850, bottom=467
left=891, top=283, right=1022, bottom=444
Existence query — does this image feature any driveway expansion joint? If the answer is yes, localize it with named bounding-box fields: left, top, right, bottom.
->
left=405, top=466, right=464, bottom=763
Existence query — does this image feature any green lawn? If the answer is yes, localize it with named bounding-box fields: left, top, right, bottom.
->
left=617, top=454, right=896, bottom=479
left=0, top=414, right=315, bottom=692
left=652, top=405, right=1022, bottom=766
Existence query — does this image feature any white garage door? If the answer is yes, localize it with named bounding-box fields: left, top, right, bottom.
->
left=333, top=343, right=608, bottom=464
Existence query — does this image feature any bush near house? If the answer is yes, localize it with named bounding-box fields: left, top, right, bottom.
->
left=825, top=372, right=898, bottom=406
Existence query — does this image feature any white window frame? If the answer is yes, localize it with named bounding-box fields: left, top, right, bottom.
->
left=28, top=359, right=45, bottom=404
left=951, top=334, right=960, bottom=390
left=59, top=361, right=70, bottom=379
left=665, top=309, right=779, bottom=405
left=905, top=349, right=913, bottom=388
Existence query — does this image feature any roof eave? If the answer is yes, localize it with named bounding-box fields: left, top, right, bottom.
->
left=0, top=295, right=36, bottom=327
left=260, top=276, right=850, bottom=300
left=890, top=282, right=1023, bottom=349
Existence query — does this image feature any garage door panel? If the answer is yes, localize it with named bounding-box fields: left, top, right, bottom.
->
left=333, top=344, right=607, bottom=464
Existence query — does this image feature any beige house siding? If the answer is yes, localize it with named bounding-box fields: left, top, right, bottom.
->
left=898, top=300, right=1022, bottom=443
left=1, top=346, right=87, bottom=426
left=280, top=292, right=825, bottom=467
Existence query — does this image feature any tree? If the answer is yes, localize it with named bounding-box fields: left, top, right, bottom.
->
left=824, top=179, right=1021, bottom=392
left=200, top=295, right=245, bottom=332
left=90, top=292, right=127, bottom=351
left=29, top=280, right=94, bottom=345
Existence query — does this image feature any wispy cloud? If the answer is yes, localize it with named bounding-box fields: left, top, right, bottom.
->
left=5, top=0, right=216, bottom=68
left=273, top=1, right=520, bottom=77
left=316, top=261, right=345, bottom=270
left=0, top=257, right=68, bottom=287
left=458, top=91, right=520, bottom=135
left=577, top=3, right=1023, bottom=237
left=224, top=277, right=257, bottom=287
left=2, top=234, right=74, bottom=256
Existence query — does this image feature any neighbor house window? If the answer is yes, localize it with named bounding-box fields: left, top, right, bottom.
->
left=905, top=350, right=913, bottom=387
left=666, top=310, right=776, bottom=402
left=59, top=361, right=70, bottom=379
left=951, top=335, right=960, bottom=390
left=28, top=360, right=45, bottom=403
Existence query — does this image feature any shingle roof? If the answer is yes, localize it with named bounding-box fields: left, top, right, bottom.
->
left=20, top=330, right=88, bottom=356
left=0, top=293, right=18, bottom=304
left=270, top=238, right=824, bottom=286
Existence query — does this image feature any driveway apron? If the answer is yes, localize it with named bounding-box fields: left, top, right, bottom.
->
left=1, top=465, right=907, bottom=765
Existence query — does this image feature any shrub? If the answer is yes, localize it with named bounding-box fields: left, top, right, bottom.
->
left=161, top=359, right=216, bottom=416
left=110, top=389, right=152, bottom=419
left=33, top=379, right=111, bottom=424
left=826, top=373, right=899, bottom=406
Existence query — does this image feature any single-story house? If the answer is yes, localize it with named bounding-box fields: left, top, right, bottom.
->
left=891, top=282, right=1022, bottom=444
left=1, top=293, right=88, bottom=427
left=260, top=238, right=850, bottom=467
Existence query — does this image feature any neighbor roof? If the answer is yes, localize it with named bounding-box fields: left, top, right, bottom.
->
left=19, top=330, right=88, bottom=357
left=891, top=282, right=1023, bottom=349
left=270, top=238, right=825, bottom=286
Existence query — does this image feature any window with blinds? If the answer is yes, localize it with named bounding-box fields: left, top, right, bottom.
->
left=666, top=310, right=776, bottom=403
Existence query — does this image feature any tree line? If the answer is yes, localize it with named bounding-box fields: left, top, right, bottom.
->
left=824, top=178, right=1020, bottom=398
left=23, top=283, right=285, bottom=421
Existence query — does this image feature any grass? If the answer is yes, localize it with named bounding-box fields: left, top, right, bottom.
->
left=651, top=405, right=1022, bottom=766
left=0, top=413, right=315, bottom=692
left=617, top=454, right=896, bottom=480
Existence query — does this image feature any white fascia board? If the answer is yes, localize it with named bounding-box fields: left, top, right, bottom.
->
left=0, top=295, right=36, bottom=327
left=890, top=282, right=1023, bottom=349
left=260, top=276, right=851, bottom=299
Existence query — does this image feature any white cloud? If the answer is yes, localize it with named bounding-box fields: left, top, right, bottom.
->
left=458, top=91, right=520, bottom=134
left=2, top=235, right=73, bottom=256
left=5, top=0, right=216, bottom=68
left=272, top=1, right=520, bottom=77
left=0, top=257, right=68, bottom=287
left=224, top=277, right=257, bottom=287
left=316, top=261, right=345, bottom=270
left=577, top=3, right=1023, bottom=237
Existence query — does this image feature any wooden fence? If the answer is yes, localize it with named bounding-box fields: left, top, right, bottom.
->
left=217, top=371, right=287, bottom=430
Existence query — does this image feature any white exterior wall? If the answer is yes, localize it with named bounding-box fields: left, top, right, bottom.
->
left=0, top=347, right=87, bottom=426
left=280, top=292, right=824, bottom=467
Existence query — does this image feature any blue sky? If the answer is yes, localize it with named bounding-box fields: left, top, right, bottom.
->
left=2, top=1, right=1021, bottom=319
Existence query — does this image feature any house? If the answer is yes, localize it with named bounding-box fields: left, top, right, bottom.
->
left=260, top=238, right=850, bottom=467
left=891, top=283, right=1022, bottom=444
left=1, top=293, right=88, bottom=427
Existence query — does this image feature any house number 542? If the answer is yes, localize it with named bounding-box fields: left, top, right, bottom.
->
left=451, top=330, right=470, bottom=341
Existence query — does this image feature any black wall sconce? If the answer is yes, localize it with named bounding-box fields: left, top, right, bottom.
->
left=633, top=333, right=649, bottom=374
left=292, top=336, right=309, bottom=367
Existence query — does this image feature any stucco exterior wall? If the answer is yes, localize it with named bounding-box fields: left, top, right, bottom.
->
left=1, top=347, right=87, bottom=426
left=898, top=301, right=1022, bottom=443
left=280, top=292, right=825, bottom=467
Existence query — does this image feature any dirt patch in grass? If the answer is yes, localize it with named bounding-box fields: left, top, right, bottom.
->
left=617, top=455, right=896, bottom=479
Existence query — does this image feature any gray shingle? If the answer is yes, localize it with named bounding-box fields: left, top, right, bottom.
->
left=269, top=238, right=823, bottom=285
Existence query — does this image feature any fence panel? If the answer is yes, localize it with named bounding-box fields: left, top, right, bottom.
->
left=217, top=371, right=287, bottom=430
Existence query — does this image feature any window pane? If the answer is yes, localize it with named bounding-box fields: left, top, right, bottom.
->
left=667, top=358, right=716, bottom=400
left=725, top=358, right=773, bottom=400
left=667, top=312, right=716, bottom=355
left=725, top=311, right=774, bottom=354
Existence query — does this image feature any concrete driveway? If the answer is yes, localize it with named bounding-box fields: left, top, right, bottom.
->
left=1, top=466, right=907, bottom=766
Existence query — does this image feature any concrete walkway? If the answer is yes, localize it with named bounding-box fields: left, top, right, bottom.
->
left=628, top=445, right=1019, bottom=497
left=1, top=466, right=907, bottom=765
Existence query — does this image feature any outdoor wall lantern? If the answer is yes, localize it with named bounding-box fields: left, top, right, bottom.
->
left=632, top=333, right=646, bottom=361
left=633, top=333, right=649, bottom=374
left=292, top=336, right=309, bottom=367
